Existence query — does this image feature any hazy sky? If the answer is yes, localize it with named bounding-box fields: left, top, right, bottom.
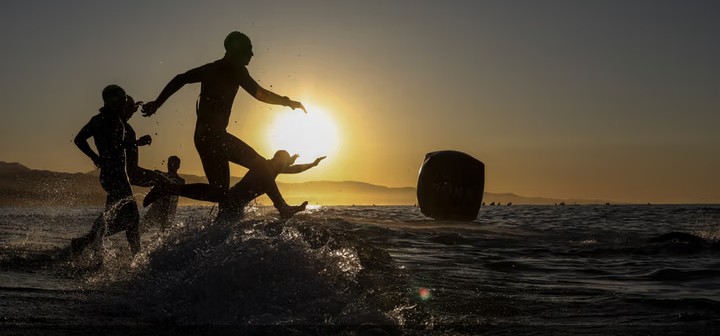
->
left=1, top=1, right=718, bottom=203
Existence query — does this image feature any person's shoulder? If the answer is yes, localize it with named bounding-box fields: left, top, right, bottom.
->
left=94, top=114, right=124, bottom=131
left=236, top=64, right=250, bottom=76
left=89, top=113, right=103, bottom=122
left=183, top=59, right=222, bottom=77
left=89, top=113, right=111, bottom=126
left=203, top=59, right=227, bottom=71
left=215, top=58, right=249, bottom=77
left=167, top=173, right=184, bottom=184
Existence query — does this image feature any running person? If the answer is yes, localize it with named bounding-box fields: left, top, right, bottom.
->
left=72, top=85, right=141, bottom=255
left=216, top=151, right=325, bottom=222
left=142, top=32, right=307, bottom=218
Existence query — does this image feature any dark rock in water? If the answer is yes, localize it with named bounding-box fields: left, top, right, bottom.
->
left=417, top=150, right=484, bottom=221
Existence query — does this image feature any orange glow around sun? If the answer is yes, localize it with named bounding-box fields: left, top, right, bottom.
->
left=267, top=104, right=341, bottom=161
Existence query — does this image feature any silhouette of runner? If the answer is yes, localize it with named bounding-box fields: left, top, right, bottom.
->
left=142, top=31, right=307, bottom=218
left=143, top=155, right=185, bottom=231
left=217, top=151, right=325, bottom=222
left=71, top=85, right=140, bottom=255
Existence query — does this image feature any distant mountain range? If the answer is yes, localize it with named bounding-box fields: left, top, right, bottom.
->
left=0, top=161, right=608, bottom=206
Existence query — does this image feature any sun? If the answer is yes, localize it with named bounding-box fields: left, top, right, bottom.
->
left=268, top=104, right=340, bottom=160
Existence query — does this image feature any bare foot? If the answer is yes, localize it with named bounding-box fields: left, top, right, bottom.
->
left=279, top=201, right=308, bottom=220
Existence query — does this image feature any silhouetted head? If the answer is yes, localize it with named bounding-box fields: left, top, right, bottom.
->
left=101, top=85, right=127, bottom=112
left=168, top=155, right=181, bottom=173
left=271, top=150, right=292, bottom=171
left=224, top=31, right=253, bottom=66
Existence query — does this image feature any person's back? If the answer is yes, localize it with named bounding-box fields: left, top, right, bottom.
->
left=194, top=59, right=244, bottom=131
left=82, top=109, right=128, bottom=195
left=91, top=113, right=126, bottom=173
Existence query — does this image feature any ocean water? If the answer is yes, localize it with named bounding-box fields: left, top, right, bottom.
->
left=1, top=204, right=719, bottom=335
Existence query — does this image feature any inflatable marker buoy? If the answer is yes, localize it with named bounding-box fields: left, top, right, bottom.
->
left=417, top=151, right=485, bottom=221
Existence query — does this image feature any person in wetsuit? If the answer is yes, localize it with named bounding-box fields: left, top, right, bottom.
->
left=142, top=31, right=307, bottom=219
left=216, top=151, right=325, bottom=222
left=71, top=85, right=141, bottom=255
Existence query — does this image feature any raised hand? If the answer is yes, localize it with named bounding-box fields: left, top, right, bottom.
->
left=288, top=100, right=307, bottom=113
left=313, top=156, right=327, bottom=166
left=289, top=154, right=300, bottom=165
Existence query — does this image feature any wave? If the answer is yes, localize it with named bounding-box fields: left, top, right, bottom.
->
left=85, top=213, right=432, bottom=327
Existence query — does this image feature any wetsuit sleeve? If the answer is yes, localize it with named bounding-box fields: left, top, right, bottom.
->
left=237, top=66, right=292, bottom=106
left=150, top=63, right=213, bottom=108
left=177, top=63, right=212, bottom=83
left=282, top=163, right=316, bottom=174
left=236, top=66, right=261, bottom=96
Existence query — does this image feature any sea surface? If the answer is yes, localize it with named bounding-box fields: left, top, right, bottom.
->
left=1, top=204, right=719, bottom=335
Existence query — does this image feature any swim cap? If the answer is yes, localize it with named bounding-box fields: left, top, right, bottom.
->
left=224, top=31, right=251, bottom=53
left=102, top=85, right=127, bottom=108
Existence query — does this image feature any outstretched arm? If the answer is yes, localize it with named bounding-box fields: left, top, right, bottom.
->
left=142, top=66, right=206, bottom=117
left=74, top=121, right=101, bottom=168
left=282, top=156, right=326, bottom=174
left=237, top=67, right=306, bottom=113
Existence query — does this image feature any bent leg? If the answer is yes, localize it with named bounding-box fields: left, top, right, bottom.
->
left=122, top=201, right=141, bottom=254
left=71, top=214, right=105, bottom=254
left=177, top=183, right=226, bottom=202
left=146, top=138, right=230, bottom=205
left=176, top=139, right=230, bottom=202
left=103, top=198, right=140, bottom=253
left=224, top=134, right=288, bottom=208
left=102, top=176, right=141, bottom=253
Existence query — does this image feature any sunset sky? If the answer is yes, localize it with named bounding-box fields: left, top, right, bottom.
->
left=1, top=1, right=718, bottom=204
